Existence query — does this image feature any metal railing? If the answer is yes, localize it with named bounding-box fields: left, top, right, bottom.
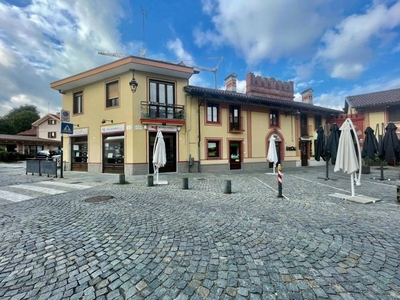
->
left=140, top=101, right=185, bottom=120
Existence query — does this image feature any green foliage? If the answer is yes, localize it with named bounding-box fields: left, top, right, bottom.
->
left=0, top=151, right=20, bottom=162
left=362, top=154, right=382, bottom=166
left=0, top=117, right=16, bottom=134
left=0, top=105, right=40, bottom=134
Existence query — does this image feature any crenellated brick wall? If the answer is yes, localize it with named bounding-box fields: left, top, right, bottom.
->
left=246, top=73, right=294, bottom=101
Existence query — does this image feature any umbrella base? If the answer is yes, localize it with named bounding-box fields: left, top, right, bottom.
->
left=154, top=180, right=168, bottom=185
left=371, top=177, right=395, bottom=181
left=329, top=193, right=381, bottom=204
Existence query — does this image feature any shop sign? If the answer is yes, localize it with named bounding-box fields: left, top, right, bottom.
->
left=101, top=124, right=125, bottom=133
left=156, top=125, right=179, bottom=132
left=71, top=128, right=88, bottom=136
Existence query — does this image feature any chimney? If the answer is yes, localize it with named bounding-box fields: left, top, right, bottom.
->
left=225, top=73, right=238, bottom=92
left=301, top=88, right=314, bottom=104
left=56, top=112, right=61, bottom=118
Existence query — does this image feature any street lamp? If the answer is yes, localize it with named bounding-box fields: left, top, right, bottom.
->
left=129, top=69, right=138, bottom=93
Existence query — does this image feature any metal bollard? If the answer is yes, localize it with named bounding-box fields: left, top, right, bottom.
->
left=224, top=180, right=231, bottom=194
left=119, top=174, right=125, bottom=184
left=182, top=177, right=189, bottom=189
left=277, top=164, right=283, bottom=198
left=147, top=175, right=154, bottom=187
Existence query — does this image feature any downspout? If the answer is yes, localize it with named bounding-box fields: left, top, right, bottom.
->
left=198, top=94, right=206, bottom=173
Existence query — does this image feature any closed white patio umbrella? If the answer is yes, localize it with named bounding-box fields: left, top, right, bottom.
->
left=334, top=118, right=362, bottom=196
left=267, top=136, right=278, bottom=174
left=152, top=129, right=167, bottom=184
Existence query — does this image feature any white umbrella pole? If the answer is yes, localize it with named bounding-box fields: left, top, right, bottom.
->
left=273, top=164, right=276, bottom=174
left=351, top=173, right=355, bottom=197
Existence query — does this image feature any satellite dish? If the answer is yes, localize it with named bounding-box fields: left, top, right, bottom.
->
left=140, top=49, right=146, bottom=57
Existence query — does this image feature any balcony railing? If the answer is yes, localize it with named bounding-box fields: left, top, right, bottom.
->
left=229, top=116, right=244, bottom=132
left=140, top=101, right=185, bottom=120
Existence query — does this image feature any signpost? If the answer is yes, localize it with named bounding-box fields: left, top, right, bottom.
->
left=60, top=111, right=72, bottom=178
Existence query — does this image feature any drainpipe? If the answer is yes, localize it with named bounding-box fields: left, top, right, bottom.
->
left=198, top=95, right=205, bottom=173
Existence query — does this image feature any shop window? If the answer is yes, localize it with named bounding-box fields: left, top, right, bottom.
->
left=207, top=140, right=221, bottom=159
left=106, top=81, right=119, bottom=108
left=103, top=135, right=124, bottom=173
left=73, top=91, right=83, bottom=114
left=206, top=102, right=220, bottom=123
left=270, top=110, right=279, bottom=126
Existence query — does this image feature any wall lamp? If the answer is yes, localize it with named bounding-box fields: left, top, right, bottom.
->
left=101, top=119, right=113, bottom=124
left=177, top=126, right=181, bottom=132
left=129, top=69, right=138, bottom=93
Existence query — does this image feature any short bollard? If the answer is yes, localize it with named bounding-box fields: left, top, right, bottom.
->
left=397, top=185, right=400, bottom=202
left=224, top=180, right=231, bottom=194
left=119, top=174, right=125, bottom=184
left=277, top=164, right=283, bottom=198
left=147, top=175, right=154, bottom=187
left=182, top=177, right=189, bottom=189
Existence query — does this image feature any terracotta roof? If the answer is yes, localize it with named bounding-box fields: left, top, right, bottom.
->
left=17, top=128, right=37, bottom=136
left=346, top=88, right=400, bottom=108
left=184, top=85, right=343, bottom=114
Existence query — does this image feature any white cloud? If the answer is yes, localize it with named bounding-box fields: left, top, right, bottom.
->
left=166, top=38, right=194, bottom=62
left=317, top=1, right=400, bottom=79
left=195, top=0, right=337, bottom=65
left=0, top=0, right=128, bottom=116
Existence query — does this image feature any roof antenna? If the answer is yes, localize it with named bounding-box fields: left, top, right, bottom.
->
left=140, top=7, right=147, bottom=57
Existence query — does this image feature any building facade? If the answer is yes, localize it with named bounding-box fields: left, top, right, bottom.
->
left=50, top=56, right=342, bottom=175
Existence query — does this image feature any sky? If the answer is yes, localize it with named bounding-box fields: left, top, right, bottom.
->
left=1, top=0, right=400, bottom=117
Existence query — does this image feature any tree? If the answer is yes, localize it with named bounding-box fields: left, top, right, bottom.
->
left=0, top=117, right=16, bottom=134
left=0, top=105, right=40, bottom=135
left=9, top=111, right=40, bottom=134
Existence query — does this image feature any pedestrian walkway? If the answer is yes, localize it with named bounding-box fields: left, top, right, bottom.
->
left=0, top=180, right=95, bottom=205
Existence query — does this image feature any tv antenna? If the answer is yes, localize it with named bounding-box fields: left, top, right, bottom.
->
left=181, top=57, right=224, bottom=88
left=140, top=7, right=147, bottom=57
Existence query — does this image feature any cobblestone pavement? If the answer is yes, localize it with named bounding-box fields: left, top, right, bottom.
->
left=0, top=162, right=400, bottom=299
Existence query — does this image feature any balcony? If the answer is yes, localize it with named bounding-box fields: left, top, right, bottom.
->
left=229, top=116, right=244, bottom=133
left=140, top=101, right=185, bottom=125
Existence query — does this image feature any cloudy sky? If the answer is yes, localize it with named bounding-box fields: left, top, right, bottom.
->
left=1, top=0, right=400, bottom=117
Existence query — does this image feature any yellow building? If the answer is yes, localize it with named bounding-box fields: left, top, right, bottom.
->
left=50, top=56, right=342, bottom=175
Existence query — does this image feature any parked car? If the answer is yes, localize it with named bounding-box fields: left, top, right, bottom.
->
left=35, top=150, right=61, bottom=167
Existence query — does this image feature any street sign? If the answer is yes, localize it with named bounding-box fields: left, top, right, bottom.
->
left=61, top=122, right=74, bottom=134
left=61, top=109, right=70, bottom=122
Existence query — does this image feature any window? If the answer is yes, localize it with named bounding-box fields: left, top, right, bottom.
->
left=229, top=105, right=241, bottom=131
left=48, top=132, right=57, bottom=138
left=270, top=110, right=279, bottom=126
left=389, top=105, right=400, bottom=122
left=73, top=91, right=83, bottom=114
left=314, top=115, right=322, bottom=129
left=48, top=119, right=56, bottom=125
left=206, top=102, right=219, bottom=123
left=106, top=81, right=119, bottom=108
left=207, top=140, right=221, bottom=158
left=149, top=80, right=175, bottom=118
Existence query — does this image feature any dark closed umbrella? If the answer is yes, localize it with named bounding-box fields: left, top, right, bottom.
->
left=323, top=123, right=340, bottom=164
left=379, top=122, right=400, bottom=163
left=315, top=126, right=325, bottom=162
left=362, top=126, right=379, bottom=161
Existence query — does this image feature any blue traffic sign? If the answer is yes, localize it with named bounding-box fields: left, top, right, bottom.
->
left=61, top=122, right=74, bottom=134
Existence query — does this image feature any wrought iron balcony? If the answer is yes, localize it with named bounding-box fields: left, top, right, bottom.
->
left=229, top=116, right=244, bottom=133
left=140, top=101, right=185, bottom=122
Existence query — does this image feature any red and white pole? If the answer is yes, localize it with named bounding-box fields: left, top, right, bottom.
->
left=277, top=164, right=283, bottom=198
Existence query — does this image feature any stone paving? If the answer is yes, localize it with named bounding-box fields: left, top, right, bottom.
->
left=0, top=162, right=400, bottom=299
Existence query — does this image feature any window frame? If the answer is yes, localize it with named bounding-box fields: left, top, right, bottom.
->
left=229, top=105, right=241, bottom=131
left=149, top=80, right=176, bottom=119
left=269, top=109, right=279, bottom=127
left=73, top=91, right=83, bottom=114
left=206, top=138, right=222, bottom=159
left=48, top=119, right=56, bottom=125
left=106, top=80, right=119, bottom=108
left=48, top=132, right=57, bottom=138
left=206, top=101, right=220, bottom=124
